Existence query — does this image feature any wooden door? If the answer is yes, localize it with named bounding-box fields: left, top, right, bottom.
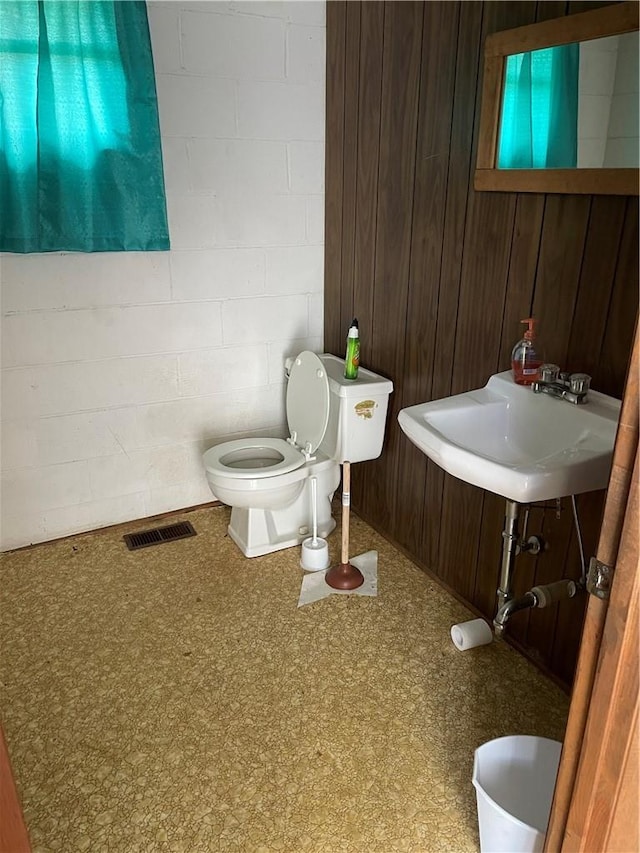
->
left=0, top=726, right=31, bottom=852
left=565, top=456, right=639, bottom=850
left=545, top=327, right=639, bottom=851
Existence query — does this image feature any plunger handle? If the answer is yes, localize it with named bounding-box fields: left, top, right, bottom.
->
left=324, top=460, right=364, bottom=590
left=341, top=462, right=350, bottom=564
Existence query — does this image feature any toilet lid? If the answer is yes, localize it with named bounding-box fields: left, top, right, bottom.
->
left=286, top=351, right=330, bottom=454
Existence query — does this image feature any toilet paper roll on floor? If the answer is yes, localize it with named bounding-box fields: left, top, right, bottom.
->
left=451, top=618, right=493, bottom=651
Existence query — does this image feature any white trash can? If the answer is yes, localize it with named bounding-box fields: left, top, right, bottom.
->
left=472, top=735, right=562, bottom=853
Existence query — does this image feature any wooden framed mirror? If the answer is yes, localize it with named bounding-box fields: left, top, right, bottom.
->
left=475, top=2, right=639, bottom=194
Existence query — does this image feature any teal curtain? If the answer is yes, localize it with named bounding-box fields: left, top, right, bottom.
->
left=0, top=1, right=169, bottom=253
left=498, top=44, right=579, bottom=169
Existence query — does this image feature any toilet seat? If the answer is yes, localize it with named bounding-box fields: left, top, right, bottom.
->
left=203, top=437, right=306, bottom=479
left=204, top=353, right=331, bottom=481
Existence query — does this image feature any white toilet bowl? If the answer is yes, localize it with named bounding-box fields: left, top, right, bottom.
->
left=203, top=352, right=340, bottom=557
left=204, top=438, right=312, bottom=509
left=203, top=445, right=339, bottom=557
left=202, top=351, right=394, bottom=558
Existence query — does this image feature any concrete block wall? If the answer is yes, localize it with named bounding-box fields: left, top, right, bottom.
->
left=577, top=32, right=640, bottom=169
left=0, top=0, right=326, bottom=550
left=604, top=30, right=639, bottom=167
left=577, top=37, right=617, bottom=168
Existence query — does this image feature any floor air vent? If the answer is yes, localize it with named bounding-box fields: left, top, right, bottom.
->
left=123, top=521, right=197, bottom=551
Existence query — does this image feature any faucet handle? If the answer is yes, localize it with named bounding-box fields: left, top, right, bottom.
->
left=539, top=363, right=560, bottom=383
left=570, top=373, right=591, bottom=396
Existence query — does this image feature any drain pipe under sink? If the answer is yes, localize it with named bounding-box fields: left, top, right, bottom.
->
left=493, top=579, right=578, bottom=637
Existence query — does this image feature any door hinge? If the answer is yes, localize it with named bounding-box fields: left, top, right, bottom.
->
left=587, top=556, right=614, bottom=600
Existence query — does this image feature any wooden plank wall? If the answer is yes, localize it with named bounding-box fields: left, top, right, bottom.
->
left=324, top=0, right=639, bottom=688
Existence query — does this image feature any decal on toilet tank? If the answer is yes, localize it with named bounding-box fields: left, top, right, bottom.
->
left=355, top=400, right=378, bottom=420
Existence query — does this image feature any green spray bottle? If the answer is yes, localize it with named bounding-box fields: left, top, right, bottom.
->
left=344, top=318, right=360, bottom=380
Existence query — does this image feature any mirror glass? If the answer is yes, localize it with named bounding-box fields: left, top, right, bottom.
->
left=497, top=32, right=639, bottom=170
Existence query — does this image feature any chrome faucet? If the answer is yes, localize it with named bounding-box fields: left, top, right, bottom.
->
left=532, top=364, right=591, bottom=405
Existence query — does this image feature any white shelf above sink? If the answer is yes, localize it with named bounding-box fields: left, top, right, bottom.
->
left=397, top=371, right=621, bottom=503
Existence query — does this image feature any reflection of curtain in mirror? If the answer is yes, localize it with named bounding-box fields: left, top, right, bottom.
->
left=498, top=45, right=579, bottom=169
left=0, top=1, right=169, bottom=253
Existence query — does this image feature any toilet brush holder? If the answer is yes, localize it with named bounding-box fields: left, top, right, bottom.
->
left=300, top=476, right=330, bottom=571
left=300, top=536, right=330, bottom=571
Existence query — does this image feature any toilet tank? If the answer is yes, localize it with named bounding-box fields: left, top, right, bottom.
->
left=319, top=354, right=393, bottom=463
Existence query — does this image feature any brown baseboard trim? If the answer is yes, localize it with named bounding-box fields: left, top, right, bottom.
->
left=3, top=500, right=223, bottom=555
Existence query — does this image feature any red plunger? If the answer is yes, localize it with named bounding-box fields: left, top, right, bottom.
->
left=325, top=461, right=364, bottom=590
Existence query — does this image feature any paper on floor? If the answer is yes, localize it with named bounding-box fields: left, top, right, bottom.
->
left=297, top=550, right=378, bottom=607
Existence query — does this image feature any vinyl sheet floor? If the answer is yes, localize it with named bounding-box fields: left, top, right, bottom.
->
left=0, top=504, right=569, bottom=853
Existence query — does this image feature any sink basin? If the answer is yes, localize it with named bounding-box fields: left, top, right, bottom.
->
left=397, top=371, right=620, bottom=503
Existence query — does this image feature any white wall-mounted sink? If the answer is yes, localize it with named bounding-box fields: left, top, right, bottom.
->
left=398, top=371, right=621, bottom=503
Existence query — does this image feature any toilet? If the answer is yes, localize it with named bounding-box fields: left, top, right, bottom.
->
left=203, top=352, right=393, bottom=558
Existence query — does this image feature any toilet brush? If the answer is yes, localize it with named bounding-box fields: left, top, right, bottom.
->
left=300, top=477, right=329, bottom=571
left=325, top=461, right=364, bottom=590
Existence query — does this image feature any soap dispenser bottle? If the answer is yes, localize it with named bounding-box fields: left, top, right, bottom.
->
left=511, top=318, right=542, bottom=385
